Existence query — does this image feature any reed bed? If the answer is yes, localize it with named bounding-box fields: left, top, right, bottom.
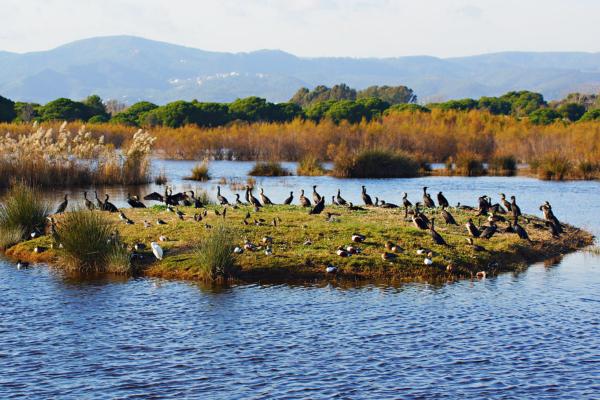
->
left=0, top=122, right=155, bottom=187
left=194, top=224, right=237, bottom=281
left=2, top=109, right=600, bottom=179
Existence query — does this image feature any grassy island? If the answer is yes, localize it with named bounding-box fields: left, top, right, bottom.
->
left=4, top=202, right=594, bottom=284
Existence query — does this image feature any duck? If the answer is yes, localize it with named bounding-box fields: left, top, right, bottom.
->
left=361, top=186, right=373, bottom=206
left=158, top=235, right=168, bottom=242
left=133, top=243, right=146, bottom=251
left=261, top=236, right=273, bottom=245
left=346, top=245, right=359, bottom=255
left=16, top=260, right=29, bottom=269
left=264, top=246, right=273, bottom=256
left=476, top=271, right=487, bottom=279
left=336, top=247, right=350, bottom=257
left=150, top=242, right=163, bottom=260
left=233, top=246, right=244, bottom=254
left=216, top=186, right=229, bottom=205
left=336, top=189, right=347, bottom=206
left=381, top=252, right=398, bottom=261
left=55, top=194, right=68, bottom=214
left=83, top=191, right=95, bottom=210
left=437, top=191, right=449, bottom=208
left=299, top=189, right=312, bottom=207
left=312, top=185, right=321, bottom=204
left=423, top=257, right=433, bottom=265
left=259, top=188, right=274, bottom=206
left=283, top=191, right=294, bottom=205
left=422, top=187, right=435, bottom=208
left=143, top=220, right=151, bottom=228
left=244, top=239, right=258, bottom=252
left=351, top=233, right=366, bottom=243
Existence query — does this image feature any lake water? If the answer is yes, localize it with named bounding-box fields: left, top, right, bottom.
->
left=1, top=160, right=599, bottom=399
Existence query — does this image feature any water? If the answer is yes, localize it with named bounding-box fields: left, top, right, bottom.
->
left=1, top=161, right=599, bottom=399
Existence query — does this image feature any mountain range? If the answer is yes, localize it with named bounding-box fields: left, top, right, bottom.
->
left=1, top=35, right=600, bottom=104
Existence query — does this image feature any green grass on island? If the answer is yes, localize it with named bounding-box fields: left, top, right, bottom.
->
left=5, top=203, right=594, bottom=284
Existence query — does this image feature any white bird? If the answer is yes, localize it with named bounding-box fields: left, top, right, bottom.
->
left=150, top=242, right=163, bottom=260
left=416, top=248, right=427, bottom=255
left=233, top=246, right=244, bottom=254
left=326, top=264, right=338, bottom=274
left=264, top=246, right=273, bottom=256
left=423, top=257, right=433, bottom=265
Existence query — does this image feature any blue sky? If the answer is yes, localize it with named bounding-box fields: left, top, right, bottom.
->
left=1, top=0, right=599, bottom=57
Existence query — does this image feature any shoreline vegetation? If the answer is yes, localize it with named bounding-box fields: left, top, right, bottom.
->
left=0, top=85, right=599, bottom=182
left=1, top=184, right=594, bottom=284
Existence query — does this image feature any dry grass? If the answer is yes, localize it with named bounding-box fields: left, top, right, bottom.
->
left=0, top=182, right=49, bottom=248
left=186, top=161, right=211, bottom=181
left=297, top=155, right=326, bottom=176
left=332, top=149, right=420, bottom=178
left=249, top=162, right=291, bottom=176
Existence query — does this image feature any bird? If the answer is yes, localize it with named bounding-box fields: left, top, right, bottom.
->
left=422, top=187, right=435, bottom=208
left=428, top=218, right=447, bottom=246
left=456, top=202, right=474, bottom=211
left=133, top=243, right=146, bottom=251
left=381, top=252, right=398, bottom=261
left=499, top=193, right=512, bottom=212
left=83, top=191, right=95, bottom=210
left=437, top=191, right=449, bottom=208
left=412, top=212, right=429, bottom=230
left=331, top=196, right=339, bottom=206
left=246, top=186, right=262, bottom=208
left=361, top=186, right=373, bottom=206
left=283, top=191, right=294, bottom=205
left=325, top=264, right=338, bottom=274
left=16, top=260, right=29, bottom=269
left=336, top=189, right=347, bottom=206
left=216, top=186, right=229, bottom=205
left=379, top=200, right=399, bottom=209
left=466, top=237, right=485, bottom=252
left=150, top=242, right=163, bottom=260
left=312, top=185, right=321, bottom=204
left=156, top=218, right=167, bottom=225
left=119, top=211, right=134, bottom=225
left=402, top=192, right=412, bottom=209
left=55, top=194, right=68, bottom=214
left=127, top=193, right=146, bottom=208
left=351, top=233, right=366, bottom=243
left=540, top=201, right=562, bottom=235
left=144, top=191, right=165, bottom=203
left=94, top=191, right=105, bottom=209
left=336, top=247, right=350, bottom=257
left=176, top=208, right=185, bottom=220
left=480, top=222, right=497, bottom=239
left=235, top=193, right=244, bottom=206
left=477, top=196, right=491, bottom=216
left=309, top=197, right=325, bottom=215
left=441, top=206, right=458, bottom=225
left=423, top=257, right=433, bottom=265
left=259, top=188, right=273, bottom=206
left=233, top=246, right=244, bottom=254
left=348, top=202, right=365, bottom=211
left=103, top=194, right=118, bottom=213
left=299, top=189, right=311, bottom=207
left=466, top=218, right=481, bottom=238
left=513, top=217, right=531, bottom=242
left=510, top=196, right=522, bottom=219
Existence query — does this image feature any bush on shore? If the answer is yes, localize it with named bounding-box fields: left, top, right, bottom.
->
left=296, top=155, right=326, bottom=176
left=0, top=182, right=49, bottom=248
left=56, top=210, right=131, bottom=273
left=332, top=149, right=420, bottom=178
left=489, top=155, right=517, bottom=176
left=531, top=153, right=572, bottom=180
left=249, top=162, right=291, bottom=176
left=186, top=161, right=211, bottom=181
left=195, top=224, right=237, bottom=281
left=454, top=152, right=487, bottom=176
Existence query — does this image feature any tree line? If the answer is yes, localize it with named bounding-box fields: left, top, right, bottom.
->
left=1, top=85, right=599, bottom=128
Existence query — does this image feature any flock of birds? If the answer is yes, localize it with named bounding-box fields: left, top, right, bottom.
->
left=18, top=184, right=565, bottom=276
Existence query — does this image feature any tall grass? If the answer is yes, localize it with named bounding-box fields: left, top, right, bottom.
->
left=453, top=152, right=487, bottom=176
left=0, top=123, right=155, bottom=187
left=297, top=155, right=326, bottom=176
left=186, top=160, right=211, bottom=181
left=56, top=210, right=131, bottom=273
left=0, top=182, right=49, bottom=248
left=249, top=162, right=291, bottom=176
left=531, top=153, right=573, bottom=180
left=489, top=155, right=517, bottom=176
left=195, top=224, right=237, bottom=281
left=332, top=149, right=420, bottom=178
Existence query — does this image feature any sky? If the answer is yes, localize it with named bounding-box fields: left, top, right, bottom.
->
left=1, top=0, right=599, bottom=58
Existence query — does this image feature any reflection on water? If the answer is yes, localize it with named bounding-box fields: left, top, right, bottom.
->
left=1, top=160, right=599, bottom=398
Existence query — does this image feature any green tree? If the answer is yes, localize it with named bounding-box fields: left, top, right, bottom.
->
left=430, top=98, right=478, bottom=111
left=143, top=101, right=200, bottom=127
left=357, top=85, right=417, bottom=104
left=580, top=109, right=600, bottom=122
left=478, top=97, right=512, bottom=115
left=324, top=100, right=368, bottom=124
left=557, top=103, right=586, bottom=122
left=192, top=101, right=231, bottom=127
left=272, top=102, right=304, bottom=122
left=304, top=100, right=335, bottom=121
left=0, top=95, right=16, bottom=122
left=529, top=108, right=561, bottom=125
left=14, top=102, right=40, bottom=122
left=228, top=97, right=276, bottom=122
left=384, top=103, right=430, bottom=114
left=39, top=98, right=89, bottom=121
left=290, top=84, right=357, bottom=106
left=83, top=94, right=108, bottom=120
left=111, top=101, right=158, bottom=126
left=355, top=97, right=390, bottom=119
left=500, top=91, right=546, bottom=116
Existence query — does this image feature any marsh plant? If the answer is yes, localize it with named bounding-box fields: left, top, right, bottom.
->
left=332, top=148, right=420, bottom=178
left=56, top=210, right=131, bottom=274
left=195, top=224, right=237, bottom=281
left=0, top=122, right=155, bottom=187
left=186, top=160, right=211, bottom=181
left=249, top=161, right=291, bottom=176
left=0, top=182, right=49, bottom=248
left=297, top=155, right=326, bottom=176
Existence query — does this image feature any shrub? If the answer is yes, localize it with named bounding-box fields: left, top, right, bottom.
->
left=249, top=162, right=291, bottom=176
left=0, top=182, right=49, bottom=246
left=533, top=153, right=572, bottom=180
left=297, top=155, right=326, bottom=176
left=56, top=210, right=127, bottom=273
left=332, top=149, right=420, bottom=178
left=489, top=155, right=517, bottom=176
left=454, top=152, right=487, bottom=176
left=186, top=161, right=211, bottom=181
left=195, top=225, right=237, bottom=280
left=154, top=170, right=168, bottom=185
left=575, top=160, right=598, bottom=180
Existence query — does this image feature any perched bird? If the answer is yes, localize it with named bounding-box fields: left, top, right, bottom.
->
left=361, top=186, right=373, bottom=206
left=466, top=218, right=481, bottom=238
left=309, top=197, right=325, bottom=215
left=422, top=187, right=435, bottom=208
left=480, top=222, right=497, bottom=239
left=156, top=218, right=167, bottom=225
left=466, top=237, right=485, bottom=252
left=437, top=192, right=449, bottom=208
left=235, top=193, right=244, bottom=206
left=299, top=189, right=311, bottom=207
left=95, top=191, right=105, bottom=209
left=150, top=242, right=163, bottom=260
left=336, top=189, right=347, bottom=206
left=510, top=196, right=522, bottom=219
left=312, top=185, right=321, bottom=204
left=379, top=200, right=398, bottom=209
left=246, top=186, right=262, bottom=208
left=217, top=186, right=229, bottom=205
left=283, top=191, right=294, bottom=205
left=402, top=192, right=412, bottom=209
left=83, top=191, right=95, bottom=211
left=428, top=218, right=447, bottom=246
left=441, top=206, right=458, bottom=225
left=55, top=194, right=68, bottom=214
left=348, top=202, right=365, bottom=211
left=103, top=194, right=118, bottom=213
left=513, top=217, right=531, bottom=242
left=127, top=193, right=146, bottom=208
left=499, top=193, right=512, bottom=212
left=259, top=188, right=274, bottom=206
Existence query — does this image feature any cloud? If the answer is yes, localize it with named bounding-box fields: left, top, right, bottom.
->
left=455, top=4, right=484, bottom=18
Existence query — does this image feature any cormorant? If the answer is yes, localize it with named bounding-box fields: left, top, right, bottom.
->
left=510, top=196, right=522, bottom=219
left=466, top=218, right=481, bottom=238
left=336, top=189, right=347, bottom=206
left=127, top=193, right=146, bottom=208
left=309, top=197, right=325, bottom=215
left=437, top=191, right=449, bottom=208
left=422, top=187, right=435, bottom=208
left=245, top=186, right=262, bottom=208
left=55, top=194, right=68, bottom=214
left=217, top=186, right=229, bottom=205
left=429, top=218, right=447, bottom=246
left=312, top=185, right=321, bottom=204
left=361, top=186, right=373, bottom=206
left=480, top=222, right=497, bottom=239
left=83, top=191, right=95, bottom=211
left=283, top=191, right=293, bottom=205
left=402, top=192, right=412, bottom=209
left=299, top=189, right=311, bottom=207
left=260, top=188, right=274, bottom=206
left=103, top=194, right=118, bottom=212
left=441, top=206, right=458, bottom=225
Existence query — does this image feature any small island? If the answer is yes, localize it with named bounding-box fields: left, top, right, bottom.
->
left=4, top=195, right=594, bottom=284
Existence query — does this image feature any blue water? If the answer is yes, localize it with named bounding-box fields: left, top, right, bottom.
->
left=1, top=161, right=599, bottom=399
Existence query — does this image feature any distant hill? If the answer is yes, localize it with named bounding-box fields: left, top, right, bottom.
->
left=1, top=35, right=600, bottom=104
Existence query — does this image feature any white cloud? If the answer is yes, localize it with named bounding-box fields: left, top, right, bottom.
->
left=0, top=0, right=598, bottom=57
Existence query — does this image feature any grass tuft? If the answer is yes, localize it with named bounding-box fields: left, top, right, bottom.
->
left=0, top=182, right=49, bottom=247
left=249, top=162, right=291, bottom=177
left=186, top=160, right=211, bottom=181
left=297, top=155, right=326, bottom=176
left=195, top=224, right=237, bottom=280
left=489, top=155, right=517, bottom=176
left=532, top=153, right=572, bottom=180
left=454, top=152, right=487, bottom=176
left=332, top=149, right=420, bottom=178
